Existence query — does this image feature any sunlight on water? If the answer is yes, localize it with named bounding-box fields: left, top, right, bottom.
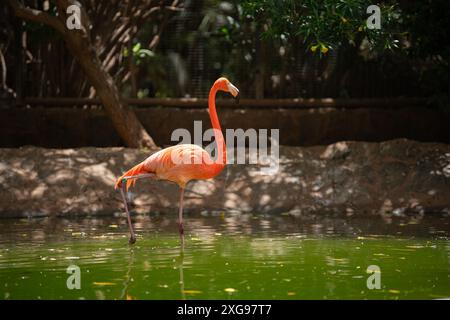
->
left=0, top=214, right=449, bottom=299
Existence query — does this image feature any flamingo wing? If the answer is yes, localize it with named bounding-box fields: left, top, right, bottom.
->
left=144, top=144, right=216, bottom=187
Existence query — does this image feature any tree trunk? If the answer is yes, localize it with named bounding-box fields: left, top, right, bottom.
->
left=7, top=0, right=157, bottom=149
left=64, top=32, right=156, bottom=149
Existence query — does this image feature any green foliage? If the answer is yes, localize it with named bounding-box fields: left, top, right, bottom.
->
left=16, top=0, right=448, bottom=101
left=123, top=43, right=155, bottom=66
left=201, top=0, right=449, bottom=102
left=241, top=0, right=403, bottom=55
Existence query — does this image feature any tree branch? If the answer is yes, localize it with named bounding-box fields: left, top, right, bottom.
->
left=6, top=0, right=66, bottom=35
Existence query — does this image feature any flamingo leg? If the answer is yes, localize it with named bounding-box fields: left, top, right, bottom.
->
left=119, top=173, right=156, bottom=244
left=178, top=188, right=185, bottom=235
left=120, top=184, right=136, bottom=244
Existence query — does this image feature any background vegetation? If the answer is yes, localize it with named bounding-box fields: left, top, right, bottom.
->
left=1, top=0, right=449, bottom=147
left=1, top=0, right=448, bottom=101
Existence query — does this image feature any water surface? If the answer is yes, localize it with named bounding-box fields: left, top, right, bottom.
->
left=0, top=213, right=449, bottom=299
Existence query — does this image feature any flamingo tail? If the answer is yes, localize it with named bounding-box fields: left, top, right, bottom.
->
left=115, top=162, right=150, bottom=191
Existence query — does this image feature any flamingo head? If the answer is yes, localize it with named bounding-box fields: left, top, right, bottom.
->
left=215, top=77, right=239, bottom=98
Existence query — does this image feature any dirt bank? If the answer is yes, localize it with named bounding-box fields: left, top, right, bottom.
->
left=0, top=139, right=449, bottom=218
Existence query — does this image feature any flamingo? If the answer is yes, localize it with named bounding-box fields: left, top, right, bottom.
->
left=115, top=77, right=239, bottom=244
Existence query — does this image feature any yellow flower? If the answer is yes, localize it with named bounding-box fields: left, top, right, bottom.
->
left=320, top=45, right=329, bottom=54
left=310, top=44, right=318, bottom=52
left=341, top=17, right=348, bottom=23
left=358, top=26, right=363, bottom=32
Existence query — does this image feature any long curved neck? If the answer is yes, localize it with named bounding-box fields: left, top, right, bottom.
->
left=208, top=84, right=226, bottom=167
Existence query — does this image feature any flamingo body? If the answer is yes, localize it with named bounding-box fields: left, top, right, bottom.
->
left=115, top=77, right=239, bottom=243
left=116, top=144, right=224, bottom=190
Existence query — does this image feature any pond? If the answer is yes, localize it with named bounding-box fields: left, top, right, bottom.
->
left=0, top=213, right=449, bottom=300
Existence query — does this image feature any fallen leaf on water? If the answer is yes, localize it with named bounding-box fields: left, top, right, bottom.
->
left=72, top=232, right=86, bottom=237
left=389, top=289, right=400, bottom=294
left=109, top=225, right=118, bottom=229
left=93, top=282, right=116, bottom=286
left=224, top=288, right=237, bottom=293
left=405, top=245, right=424, bottom=249
left=357, top=236, right=376, bottom=240
left=92, top=235, right=107, bottom=239
left=126, top=294, right=134, bottom=300
left=182, top=290, right=202, bottom=294
left=287, top=292, right=296, bottom=296
left=330, top=258, right=348, bottom=262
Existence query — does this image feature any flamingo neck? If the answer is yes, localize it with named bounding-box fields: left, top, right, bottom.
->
left=208, top=84, right=227, bottom=168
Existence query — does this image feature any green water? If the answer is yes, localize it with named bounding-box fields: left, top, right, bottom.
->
left=0, top=214, right=449, bottom=300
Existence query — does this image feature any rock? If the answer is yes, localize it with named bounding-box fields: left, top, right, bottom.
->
left=320, top=142, right=350, bottom=159
left=0, top=139, right=449, bottom=217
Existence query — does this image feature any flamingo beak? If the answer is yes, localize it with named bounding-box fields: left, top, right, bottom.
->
left=227, top=82, right=239, bottom=98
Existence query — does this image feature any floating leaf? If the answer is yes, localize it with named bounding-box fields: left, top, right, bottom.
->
left=93, top=282, right=116, bottom=286
left=389, top=289, right=400, bottom=294
left=224, top=288, right=237, bottom=293
left=132, top=43, right=141, bottom=53
left=182, top=290, right=202, bottom=295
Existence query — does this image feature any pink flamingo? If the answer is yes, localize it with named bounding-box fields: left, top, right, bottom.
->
left=115, top=77, right=239, bottom=243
